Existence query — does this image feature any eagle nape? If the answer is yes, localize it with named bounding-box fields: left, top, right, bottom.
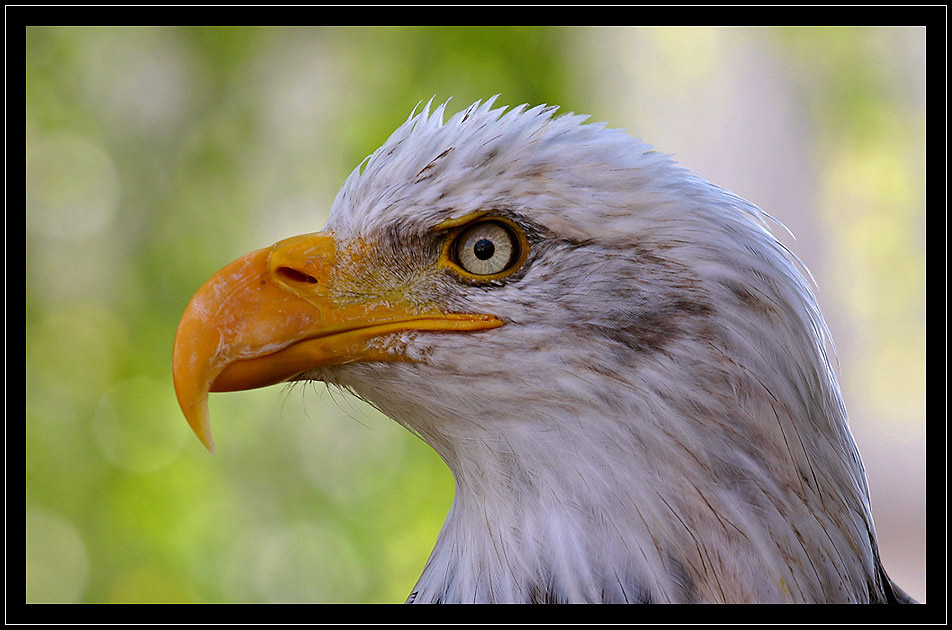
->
left=172, top=97, right=916, bottom=604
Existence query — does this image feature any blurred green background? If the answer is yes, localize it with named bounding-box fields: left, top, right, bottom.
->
left=26, top=26, right=926, bottom=603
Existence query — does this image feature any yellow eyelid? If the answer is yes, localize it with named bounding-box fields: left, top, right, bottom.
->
left=432, top=210, right=494, bottom=231
left=435, top=213, right=530, bottom=282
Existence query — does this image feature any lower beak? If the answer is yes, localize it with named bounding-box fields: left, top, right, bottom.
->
left=172, top=231, right=502, bottom=453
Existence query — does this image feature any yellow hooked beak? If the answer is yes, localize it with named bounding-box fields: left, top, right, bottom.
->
left=172, top=232, right=503, bottom=453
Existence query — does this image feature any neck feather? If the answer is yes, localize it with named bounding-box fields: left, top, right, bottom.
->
left=395, top=344, right=879, bottom=604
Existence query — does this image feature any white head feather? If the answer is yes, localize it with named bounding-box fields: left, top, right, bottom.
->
left=313, top=97, right=908, bottom=603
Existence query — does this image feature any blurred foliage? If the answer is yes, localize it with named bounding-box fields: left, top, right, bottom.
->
left=26, top=26, right=925, bottom=603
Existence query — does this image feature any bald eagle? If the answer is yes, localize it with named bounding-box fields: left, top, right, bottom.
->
left=172, top=98, right=914, bottom=604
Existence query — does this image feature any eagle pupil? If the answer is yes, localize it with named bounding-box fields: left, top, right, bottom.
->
left=473, top=239, right=495, bottom=260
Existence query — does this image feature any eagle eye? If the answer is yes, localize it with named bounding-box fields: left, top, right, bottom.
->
left=436, top=213, right=530, bottom=282
left=441, top=217, right=530, bottom=282
left=455, top=221, right=516, bottom=275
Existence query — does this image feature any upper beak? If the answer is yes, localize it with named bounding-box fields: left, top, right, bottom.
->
left=172, top=231, right=503, bottom=453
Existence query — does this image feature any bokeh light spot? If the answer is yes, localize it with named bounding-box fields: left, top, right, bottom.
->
left=27, top=507, right=89, bottom=603
left=92, top=376, right=188, bottom=473
left=27, top=132, right=120, bottom=240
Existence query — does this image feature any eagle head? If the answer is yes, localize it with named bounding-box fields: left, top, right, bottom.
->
left=172, top=97, right=912, bottom=604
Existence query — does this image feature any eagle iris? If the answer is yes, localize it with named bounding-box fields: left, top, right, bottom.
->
left=455, top=221, right=516, bottom=276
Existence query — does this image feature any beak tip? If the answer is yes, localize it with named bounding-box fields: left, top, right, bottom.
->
left=198, top=427, right=216, bottom=454
left=183, top=399, right=217, bottom=454
left=196, top=428, right=217, bottom=454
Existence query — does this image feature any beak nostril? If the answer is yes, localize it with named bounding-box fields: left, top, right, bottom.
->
left=276, top=267, right=318, bottom=284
